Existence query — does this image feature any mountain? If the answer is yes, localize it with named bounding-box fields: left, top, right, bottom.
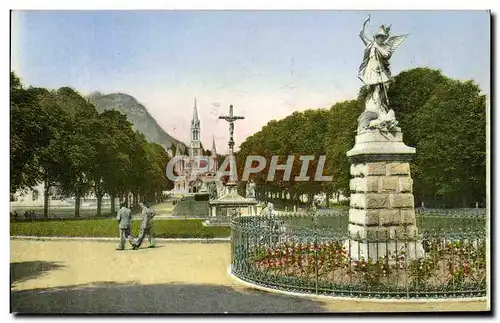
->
left=88, top=92, right=187, bottom=154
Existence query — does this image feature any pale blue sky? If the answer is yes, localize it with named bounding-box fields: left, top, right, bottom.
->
left=11, top=10, right=490, bottom=151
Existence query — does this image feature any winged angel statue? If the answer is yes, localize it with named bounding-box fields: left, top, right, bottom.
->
left=357, top=15, right=409, bottom=132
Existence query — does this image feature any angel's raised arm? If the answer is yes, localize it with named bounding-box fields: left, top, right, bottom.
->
left=359, top=15, right=372, bottom=45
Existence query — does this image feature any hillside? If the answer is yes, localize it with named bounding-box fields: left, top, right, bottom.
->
left=88, top=92, right=187, bottom=153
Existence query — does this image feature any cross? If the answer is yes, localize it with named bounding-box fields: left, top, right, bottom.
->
left=219, top=105, right=244, bottom=156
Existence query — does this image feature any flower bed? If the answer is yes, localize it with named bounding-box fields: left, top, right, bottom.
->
left=231, top=211, right=487, bottom=299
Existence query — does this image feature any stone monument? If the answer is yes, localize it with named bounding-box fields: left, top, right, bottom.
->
left=246, top=180, right=256, bottom=199
left=345, top=15, right=423, bottom=260
left=204, top=105, right=258, bottom=226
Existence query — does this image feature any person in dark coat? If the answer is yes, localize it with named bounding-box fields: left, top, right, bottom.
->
left=116, top=202, right=133, bottom=250
left=132, top=202, right=156, bottom=250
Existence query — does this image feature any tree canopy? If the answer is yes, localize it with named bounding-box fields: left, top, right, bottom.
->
left=236, top=68, right=487, bottom=208
left=10, top=72, right=173, bottom=216
left=10, top=67, right=487, bottom=210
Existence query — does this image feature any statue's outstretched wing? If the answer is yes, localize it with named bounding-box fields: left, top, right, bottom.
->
left=386, top=34, right=409, bottom=52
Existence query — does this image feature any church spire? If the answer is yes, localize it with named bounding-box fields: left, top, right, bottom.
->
left=192, top=98, right=199, bottom=124
left=211, top=136, right=217, bottom=154
left=190, top=98, right=201, bottom=156
left=210, top=135, right=218, bottom=172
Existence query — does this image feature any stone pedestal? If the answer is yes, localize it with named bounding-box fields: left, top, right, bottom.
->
left=345, top=128, right=424, bottom=260
left=203, top=182, right=258, bottom=227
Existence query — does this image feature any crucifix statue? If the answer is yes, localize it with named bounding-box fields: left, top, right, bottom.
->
left=219, top=105, right=245, bottom=157
left=218, top=104, right=245, bottom=186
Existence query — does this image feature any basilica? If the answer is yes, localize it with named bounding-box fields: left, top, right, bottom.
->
left=171, top=99, right=221, bottom=195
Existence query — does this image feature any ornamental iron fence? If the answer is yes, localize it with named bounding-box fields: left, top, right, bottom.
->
left=230, top=208, right=487, bottom=299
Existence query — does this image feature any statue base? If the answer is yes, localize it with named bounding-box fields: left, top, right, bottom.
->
left=347, top=127, right=415, bottom=161
left=345, top=128, right=424, bottom=260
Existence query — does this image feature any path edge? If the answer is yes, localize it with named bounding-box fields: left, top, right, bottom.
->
left=11, top=236, right=230, bottom=243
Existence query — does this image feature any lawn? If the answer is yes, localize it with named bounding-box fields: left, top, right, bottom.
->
left=10, top=200, right=176, bottom=219
left=10, top=206, right=113, bottom=219
left=151, top=201, right=175, bottom=214
left=271, top=212, right=486, bottom=233
left=10, top=219, right=231, bottom=238
left=10, top=209, right=485, bottom=239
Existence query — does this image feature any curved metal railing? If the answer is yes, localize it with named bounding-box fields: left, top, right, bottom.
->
left=230, top=209, right=487, bottom=299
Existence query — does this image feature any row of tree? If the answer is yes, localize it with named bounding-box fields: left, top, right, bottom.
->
left=10, top=72, right=173, bottom=217
left=236, top=68, right=486, bottom=208
left=10, top=67, right=487, bottom=212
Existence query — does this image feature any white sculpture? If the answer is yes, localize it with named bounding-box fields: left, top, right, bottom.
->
left=217, top=183, right=226, bottom=197
left=246, top=180, right=256, bottom=199
left=260, top=202, right=276, bottom=217
left=357, top=15, right=409, bottom=133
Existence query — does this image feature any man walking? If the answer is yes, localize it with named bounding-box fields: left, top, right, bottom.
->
left=132, top=202, right=156, bottom=250
left=116, top=202, right=133, bottom=250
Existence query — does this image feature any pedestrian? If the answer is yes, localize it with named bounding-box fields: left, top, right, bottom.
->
left=116, top=202, right=133, bottom=250
left=132, top=202, right=156, bottom=250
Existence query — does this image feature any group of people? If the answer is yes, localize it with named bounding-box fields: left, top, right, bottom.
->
left=10, top=210, right=36, bottom=221
left=116, top=201, right=156, bottom=251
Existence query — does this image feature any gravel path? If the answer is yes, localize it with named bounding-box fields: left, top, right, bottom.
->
left=10, top=240, right=488, bottom=314
left=12, top=282, right=326, bottom=313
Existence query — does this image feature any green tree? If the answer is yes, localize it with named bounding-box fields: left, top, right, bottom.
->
left=53, top=87, right=99, bottom=217
left=324, top=100, right=362, bottom=200
left=237, top=67, right=487, bottom=209
left=35, top=90, right=70, bottom=217
left=237, top=109, right=333, bottom=207
left=413, top=80, right=486, bottom=207
left=85, top=110, right=135, bottom=215
left=10, top=73, right=58, bottom=194
left=142, top=142, right=172, bottom=202
left=388, top=67, right=451, bottom=147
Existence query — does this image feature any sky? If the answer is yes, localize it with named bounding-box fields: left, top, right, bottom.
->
left=11, top=10, right=490, bottom=153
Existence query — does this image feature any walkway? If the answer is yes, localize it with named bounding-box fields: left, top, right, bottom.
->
left=10, top=240, right=488, bottom=313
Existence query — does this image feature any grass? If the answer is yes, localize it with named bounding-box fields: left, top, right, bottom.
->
left=10, top=207, right=114, bottom=218
left=10, top=219, right=231, bottom=239
left=415, top=213, right=486, bottom=232
left=10, top=206, right=485, bottom=239
left=10, top=201, right=176, bottom=219
left=151, top=201, right=175, bottom=213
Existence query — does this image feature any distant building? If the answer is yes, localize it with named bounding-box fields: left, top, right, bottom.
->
left=172, top=99, right=221, bottom=195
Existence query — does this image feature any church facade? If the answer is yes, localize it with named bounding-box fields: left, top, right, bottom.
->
left=172, top=99, right=221, bottom=195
